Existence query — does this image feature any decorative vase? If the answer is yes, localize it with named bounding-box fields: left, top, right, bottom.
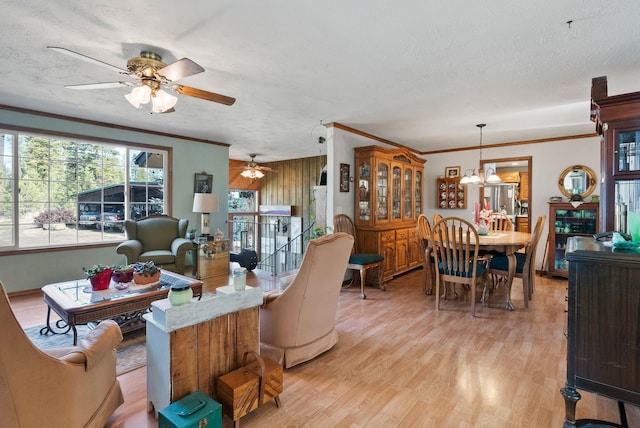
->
left=112, top=268, right=134, bottom=283
left=477, top=224, right=490, bottom=236
left=133, top=270, right=161, bottom=285
left=89, top=268, right=113, bottom=291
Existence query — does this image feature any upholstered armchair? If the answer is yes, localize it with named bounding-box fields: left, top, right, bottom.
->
left=116, top=214, right=192, bottom=274
left=0, top=282, right=124, bottom=428
left=260, top=232, right=354, bottom=368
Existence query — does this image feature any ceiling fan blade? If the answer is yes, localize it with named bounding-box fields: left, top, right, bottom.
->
left=256, top=166, right=278, bottom=173
left=47, top=46, right=128, bottom=74
left=174, top=85, right=236, bottom=106
left=65, top=81, right=131, bottom=90
left=157, top=58, right=204, bottom=82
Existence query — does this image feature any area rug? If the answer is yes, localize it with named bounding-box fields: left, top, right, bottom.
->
left=24, top=324, right=146, bottom=376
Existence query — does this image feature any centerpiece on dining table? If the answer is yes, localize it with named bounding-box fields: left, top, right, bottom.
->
left=473, top=202, right=491, bottom=235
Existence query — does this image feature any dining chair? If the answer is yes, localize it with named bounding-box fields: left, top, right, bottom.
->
left=490, top=212, right=513, bottom=232
left=431, top=216, right=488, bottom=317
left=333, top=214, right=384, bottom=299
left=487, top=215, right=546, bottom=308
left=416, top=214, right=435, bottom=295
left=433, top=212, right=443, bottom=227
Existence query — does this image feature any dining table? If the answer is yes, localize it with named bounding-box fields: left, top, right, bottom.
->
left=425, top=230, right=532, bottom=311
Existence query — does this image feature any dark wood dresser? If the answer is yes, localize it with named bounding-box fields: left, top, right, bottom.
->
left=562, top=236, right=640, bottom=427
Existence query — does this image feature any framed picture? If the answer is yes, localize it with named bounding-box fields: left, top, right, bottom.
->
left=194, top=172, right=213, bottom=193
left=445, top=166, right=461, bottom=178
left=340, top=163, right=350, bottom=192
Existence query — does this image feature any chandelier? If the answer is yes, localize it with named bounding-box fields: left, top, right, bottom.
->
left=460, top=124, right=501, bottom=185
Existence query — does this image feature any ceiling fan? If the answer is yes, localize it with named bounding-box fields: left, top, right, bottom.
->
left=238, top=154, right=278, bottom=180
left=47, top=46, right=236, bottom=113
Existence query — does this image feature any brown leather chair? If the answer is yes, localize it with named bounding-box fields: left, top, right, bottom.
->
left=260, top=232, right=354, bottom=368
left=0, top=282, right=124, bottom=428
left=116, top=214, right=192, bottom=274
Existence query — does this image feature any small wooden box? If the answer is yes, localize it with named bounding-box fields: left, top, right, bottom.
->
left=198, top=239, right=230, bottom=280
left=216, top=353, right=283, bottom=425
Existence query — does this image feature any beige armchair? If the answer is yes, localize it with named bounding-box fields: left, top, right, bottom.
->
left=0, top=282, right=124, bottom=428
left=260, top=232, right=354, bottom=368
left=116, top=214, right=192, bottom=274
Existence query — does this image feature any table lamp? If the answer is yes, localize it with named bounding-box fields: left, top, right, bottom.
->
left=192, top=193, right=219, bottom=236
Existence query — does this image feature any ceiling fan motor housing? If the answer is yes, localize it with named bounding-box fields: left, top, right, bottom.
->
left=127, top=51, right=166, bottom=78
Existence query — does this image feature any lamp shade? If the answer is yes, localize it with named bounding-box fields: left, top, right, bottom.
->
left=192, top=193, right=219, bottom=213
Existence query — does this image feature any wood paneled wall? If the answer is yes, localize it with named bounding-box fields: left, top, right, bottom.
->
left=260, top=156, right=326, bottom=229
left=229, top=155, right=327, bottom=229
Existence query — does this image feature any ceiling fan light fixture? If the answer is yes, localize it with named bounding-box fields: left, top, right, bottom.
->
left=124, top=84, right=152, bottom=108
left=151, top=89, right=178, bottom=113
left=240, top=169, right=264, bottom=179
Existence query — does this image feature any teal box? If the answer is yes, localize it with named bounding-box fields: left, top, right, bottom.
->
left=159, top=391, right=222, bottom=428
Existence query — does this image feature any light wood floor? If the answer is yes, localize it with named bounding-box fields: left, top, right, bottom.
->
left=9, top=269, right=639, bottom=427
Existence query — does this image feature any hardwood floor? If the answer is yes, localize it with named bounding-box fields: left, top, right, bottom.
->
left=9, top=269, right=639, bottom=427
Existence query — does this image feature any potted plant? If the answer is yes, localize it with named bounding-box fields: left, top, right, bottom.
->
left=83, top=264, right=113, bottom=291
left=112, top=264, right=134, bottom=283
left=133, top=261, right=161, bottom=285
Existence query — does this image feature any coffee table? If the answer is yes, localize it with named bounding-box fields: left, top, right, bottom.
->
left=40, top=270, right=203, bottom=345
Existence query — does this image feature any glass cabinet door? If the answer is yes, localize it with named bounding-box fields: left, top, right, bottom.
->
left=552, top=206, right=598, bottom=272
left=357, top=162, right=371, bottom=222
left=377, top=163, right=389, bottom=222
left=614, top=180, right=640, bottom=237
left=403, top=167, right=412, bottom=219
left=616, top=129, right=640, bottom=174
left=392, top=166, right=401, bottom=219
left=415, top=170, right=423, bottom=216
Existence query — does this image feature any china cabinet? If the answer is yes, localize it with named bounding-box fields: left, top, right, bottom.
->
left=547, top=202, right=599, bottom=278
left=354, top=146, right=426, bottom=282
left=436, top=177, right=467, bottom=209
left=591, top=76, right=640, bottom=235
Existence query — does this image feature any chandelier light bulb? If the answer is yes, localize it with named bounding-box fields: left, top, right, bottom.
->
left=124, top=85, right=152, bottom=108
left=151, top=89, right=178, bottom=113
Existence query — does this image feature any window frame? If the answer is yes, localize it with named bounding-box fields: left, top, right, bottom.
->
left=0, top=125, right=173, bottom=255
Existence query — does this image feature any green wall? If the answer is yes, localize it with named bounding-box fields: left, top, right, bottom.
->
left=0, top=108, right=229, bottom=293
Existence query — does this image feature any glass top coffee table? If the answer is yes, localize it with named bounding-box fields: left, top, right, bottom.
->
left=41, top=270, right=203, bottom=345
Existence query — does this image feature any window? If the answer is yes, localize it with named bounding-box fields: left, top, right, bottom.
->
left=228, top=190, right=258, bottom=252
left=0, top=129, right=168, bottom=251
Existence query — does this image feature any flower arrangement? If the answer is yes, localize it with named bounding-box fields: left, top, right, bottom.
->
left=83, top=264, right=112, bottom=278
left=133, top=261, right=161, bottom=285
left=83, top=264, right=113, bottom=290
left=478, top=209, right=491, bottom=227
left=112, top=264, right=134, bottom=283
left=133, top=261, right=160, bottom=276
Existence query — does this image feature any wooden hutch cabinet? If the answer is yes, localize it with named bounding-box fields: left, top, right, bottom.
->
left=591, top=76, right=640, bottom=234
left=562, top=237, right=640, bottom=426
left=547, top=202, right=599, bottom=278
left=354, top=146, right=425, bottom=282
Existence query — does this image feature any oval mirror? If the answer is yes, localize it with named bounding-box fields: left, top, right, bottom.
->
left=558, top=165, right=597, bottom=200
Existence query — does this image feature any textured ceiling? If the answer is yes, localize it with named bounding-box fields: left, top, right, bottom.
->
left=1, top=1, right=639, bottom=162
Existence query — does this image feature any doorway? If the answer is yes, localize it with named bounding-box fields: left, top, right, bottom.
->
left=480, top=156, right=532, bottom=232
